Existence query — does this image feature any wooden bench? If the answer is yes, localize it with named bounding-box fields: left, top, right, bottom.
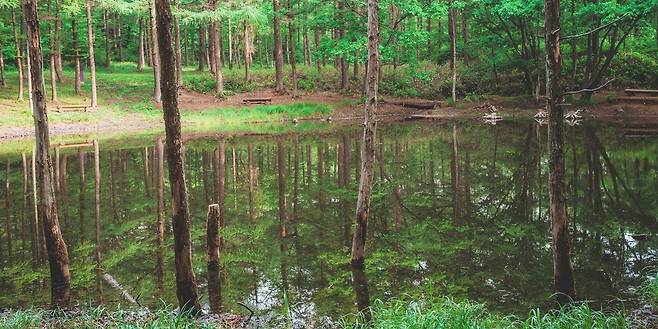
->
left=624, top=89, right=658, bottom=96
left=56, top=104, right=92, bottom=112
left=617, top=96, right=658, bottom=104
left=242, top=98, right=272, bottom=105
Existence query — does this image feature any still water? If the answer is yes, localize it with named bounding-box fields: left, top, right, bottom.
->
left=0, top=120, right=656, bottom=323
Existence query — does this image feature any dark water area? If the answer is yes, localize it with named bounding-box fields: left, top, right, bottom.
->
left=0, top=120, right=656, bottom=323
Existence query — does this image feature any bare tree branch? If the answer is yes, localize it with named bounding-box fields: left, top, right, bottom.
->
left=563, top=79, right=615, bottom=95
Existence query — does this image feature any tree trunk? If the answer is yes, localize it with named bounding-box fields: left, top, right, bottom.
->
left=314, top=30, right=321, bottom=73
left=544, top=0, right=576, bottom=304
left=351, top=0, right=378, bottom=267
left=115, top=14, right=124, bottom=62
left=209, top=0, right=223, bottom=95
left=174, top=14, right=183, bottom=86
left=12, top=11, right=24, bottom=100
left=206, top=204, right=222, bottom=313
left=86, top=0, right=98, bottom=109
left=273, top=0, right=284, bottom=93
left=244, top=21, right=251, bottom=82
left=78, top=150, right=86, bottom=243
left=288, top=6, right=298, bottom=97
left=151, top=1, right=162, bottom=103
left=103, top=9, right=111, bottom=68
left=198, top=27, right=206, bottom=71
left=54, top=0, right=64, bottom=82
left=24, top=0, right=71, bottom=306
left=276, top=140, right=288, bottom=289
left=138, top=18, right=145, bottom=71
left=0, top=33, right=6, bottom=87
left=448, top=2, right=457, bottom=103
left=48, top=0, right=57, bottom=102
left=154, top=0, right=201, bottom=313
left=72, top=17, right=81, bottom=95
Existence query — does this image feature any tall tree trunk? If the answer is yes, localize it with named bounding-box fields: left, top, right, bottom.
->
left=78, top=150, right=86, bottom=243
left=151, top=1, right=162, bottom=103
left=0, top=33, right=6, bottom=87
left=154, top=0, right=201, bottom=313
left=206, top=204, right=222, bottom=313
left=544, top=0, right=576, bottom=304
left=198, top=27, right=206, bottom=71
left=138, top=18, right=145, bottom=71
left=54, top=0, right=64, bottom=82
left=48, top=0, right=57, bottom=103
left=288, top=3, right=298, bottom=97
left=314, top=30, right=321, bottom=73
left=448, top=2, right=457, bottom=103
left=209, top=0, right=223, bottom=95
left=273, top=0, right=284, bottom=93
left=115, top=14, right=124, bottom=61
left=103, top=9, right=111, bottom=68
left=244, top=20, right=252, bottom=82
left=72, top=17, right=81, bottom=95
left=451, top=124, right=461, bottom=222
left=12, top=11, right=24, bottom=100
left=351, top=0, right=378, bottom=267
left=174, top=13, right=183, bottom=86
left=277, top=140, right=288, bottom=290
left=86, top=0, right=98, bottom=109
left=24, top=0, right=71, bottom=306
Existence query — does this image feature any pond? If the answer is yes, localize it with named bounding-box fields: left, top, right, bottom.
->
left=0, top=119, right=656, bottom=325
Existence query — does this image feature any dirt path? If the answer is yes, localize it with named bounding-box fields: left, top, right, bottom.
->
left=2, top=89, right=658, bottom=141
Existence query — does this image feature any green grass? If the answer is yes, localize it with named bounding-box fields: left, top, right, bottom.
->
left=641, top=271, right=658, bottom=307
left=0, top=305, right=218, bottom=329
left=344, top=297, right=628, bottom=329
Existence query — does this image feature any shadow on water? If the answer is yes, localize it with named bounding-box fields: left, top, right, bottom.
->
left=0, top=119, right=656, bottom=323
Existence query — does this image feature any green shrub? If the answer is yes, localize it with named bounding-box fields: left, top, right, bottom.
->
left=609, top=52, right=658, bottom=88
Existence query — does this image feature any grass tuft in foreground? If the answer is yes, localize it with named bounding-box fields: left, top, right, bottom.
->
left=344, top=297, right=628, bottom=329
left=641, top=271, right=658, bottom=307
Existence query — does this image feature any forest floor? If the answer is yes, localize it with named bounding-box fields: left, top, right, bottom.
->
left=1, top=64, right=658, bottom=141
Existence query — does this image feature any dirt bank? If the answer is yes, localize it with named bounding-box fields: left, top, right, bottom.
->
left=2, top=89, right=658, bottom=141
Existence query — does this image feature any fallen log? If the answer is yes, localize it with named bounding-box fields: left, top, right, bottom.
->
left=242, top=98, right=272, bottom=105
left=103, top=273, right=138, bottom=305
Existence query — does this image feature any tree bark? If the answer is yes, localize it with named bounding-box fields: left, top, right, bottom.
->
left=273, top=0, right=285, bottom=93
left=103, top=9, right=111, bottom=68
left=209, top=0, right=223, bottom=95
left=72, top=17, right=81, bottom=95
left=0, top=33, right=6, bottom=87
left=544, top=0, right=576, bottom=304
left=115, top=14, right=124, bottom=62
left=288, top=4, right=297, bottom=97
left=351, top=0, right=378, bottom=267
left=138, top=18, right=145, bottom=71
left=244, top=20, right=252, bottom=82
left=206, top=204, right=222, bottom=313
left=24, top=0, right=71, bottom=306
left=155, top=0, right=201, bottom=313
left=448, top=2, right=457, bottom=103
left=197, top=27, right=206, bottom=71
left=151, top=1, right=162, bottom=103
left=86, top=0, right=98, bottom=109
left=12, top=11, right=24, bottom=100
left=48, top=0, right=57, bottom=103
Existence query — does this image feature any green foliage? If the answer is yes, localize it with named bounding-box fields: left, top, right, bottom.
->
left=344, top=297, right=628, bottom=329
left=609, top=52, right=658, bottom=88
left=641, top=271, right=658, bottom=307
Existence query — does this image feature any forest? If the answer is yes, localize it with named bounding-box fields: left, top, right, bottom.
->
left=0, top=0, right=657, bottom=327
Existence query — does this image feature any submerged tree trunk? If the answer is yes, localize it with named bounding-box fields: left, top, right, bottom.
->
left=154, top=0, right=201, bottom=313
left=206, top=204, right=222, bottom=313
left=86, top=0, right=98, bottom=109
left=155, top=138, right=165, bottom=291
left=24, top=0, right=71, bottom=306
left=544, top=0, right=576, bottom=304
left=350, top=0, right=378, bottom=319
left=273, top=0, right=284, bottom=93
left=351, top=0, right=379, bottom=267
left=93, top=140, right=103, bottom=301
